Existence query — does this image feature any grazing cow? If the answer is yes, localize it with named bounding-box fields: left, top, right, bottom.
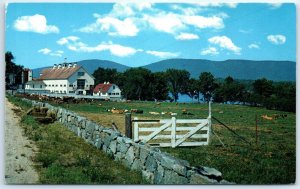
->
left=261, top=115, right=273, bottom=121
left=111, top=108, right=124, bottom=114
left=149, top=112, right=160, bottom=115
left=131, top=109, right=143, bottom=114
left=169, top=112, right=177, bottom=116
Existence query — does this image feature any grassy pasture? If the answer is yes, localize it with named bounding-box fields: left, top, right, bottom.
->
left=54, top=100, right=296, bottom=184
left=9, top=95, right=296, bottom=184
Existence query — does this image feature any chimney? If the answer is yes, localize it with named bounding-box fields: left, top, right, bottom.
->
left=53, top=64, right=57, bottom=69
left=107, top=81, right=110, bottom=84
left=73, top=63, right=77, bottom=67
left=104, top=81, right=106, bottom=84
left=68, top=63, right=72, bottom=68
left=28, top=70, right=32, bottom=81
left=58, top=64, right=62, bottom=68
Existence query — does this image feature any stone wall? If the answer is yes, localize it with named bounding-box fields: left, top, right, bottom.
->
left=22, top=98, right=231, bottom=184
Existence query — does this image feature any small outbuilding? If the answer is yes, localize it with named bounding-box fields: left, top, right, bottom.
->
left=93, top=82, right=122, bottom=100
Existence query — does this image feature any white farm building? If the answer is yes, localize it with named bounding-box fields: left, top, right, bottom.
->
left=93, top=82, right=122, bottom=100
left=25, top=63, right=95, bottom=95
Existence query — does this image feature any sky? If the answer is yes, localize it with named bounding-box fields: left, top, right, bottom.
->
left=5, top=2, right=296, bottom=69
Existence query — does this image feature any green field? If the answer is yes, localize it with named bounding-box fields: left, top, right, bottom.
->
left=10, top=95, right=296, bottom=184
left=54, top=100, right=296, bottom=184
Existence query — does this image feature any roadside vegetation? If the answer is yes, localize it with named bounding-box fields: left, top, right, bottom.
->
left=7, top=95, right=146, bottom=184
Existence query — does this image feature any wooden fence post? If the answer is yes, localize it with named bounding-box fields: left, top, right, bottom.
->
left=133, top=117, right=139, bottom=142
left=125, top=113, right=132, bottom=139
left=171, top=117, right=176, bottom=148
left=255, top=114, right=258, bottom=146
left=208, top=101, right=212, bottom=145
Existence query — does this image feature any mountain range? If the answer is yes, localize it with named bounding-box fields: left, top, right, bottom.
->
left=32, top=59, right=296, bottom=81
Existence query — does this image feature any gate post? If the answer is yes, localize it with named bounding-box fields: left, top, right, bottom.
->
left=171, top=117, right=176, bottom=148
left=208, top=101, right=212, bottom=145
left=133, top=117, right=139, bottom=142
left=125, top=113, right=132, bottom=139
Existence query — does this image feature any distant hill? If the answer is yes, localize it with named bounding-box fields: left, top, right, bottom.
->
left=143, top=59, right=296, bottom=81
left=32, top=58, right=295, bottom=81
left=32, top=59, right=129, bottom=78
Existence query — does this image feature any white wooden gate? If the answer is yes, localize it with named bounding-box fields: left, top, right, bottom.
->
left=133, top=102, right=212, bottom=148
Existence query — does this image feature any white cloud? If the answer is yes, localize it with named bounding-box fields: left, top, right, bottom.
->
left=175, top=33, right=199, bottom=40
left=171, top=4, right=202, bottom=15
left=239, top=29, right=252, bottom=34
left=248, top=43, right=260, bottom=49
left=208, top=36, right=241, bottom=54
left=267, top=35, right=286, bottom=45
left=57, top=36, right=139, bottom=57
left=14, top=14, right=59, bottom=34
left=144, top=13, right=185, bottom=34
left=269, top=3, right=282, bottom=9
left=146, top=50, right=179, bottom=58
left=38, top=48, right=63, bottom=57
left=183, top=15, right=224, bottom=29
left=38, top=48, right=51, bottom=54
left=79, top=17, right=139, bottom=37
left=110, top=2, right=153, bottom=17
left=57, top=36, right=79, bottom=45
left=50, top=50, right=64, bottom=57
left=193, top=3, right=237, bottom=8
left=200, top=47, right=219, bottom=55
left=78, top=3, right=225, bottom=37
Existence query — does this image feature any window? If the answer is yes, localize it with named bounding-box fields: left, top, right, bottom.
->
left=112, top=93, right=115, bottom=95
left=113, top=86, right=115, bottom=89
left=116, top=93, right=119, bottom=95
left=32, top=84, right=35, bottom=88
left=40, top=85, right=43, bottom=88
left=69, top=84, right=73, bottom=87
left=60, top=84, right=62, bottom=87
left=64, top=91, right=66, bottom=93
left=86, top=85, right=89, bottom=87
left=45, top=84, right=47, bottom=87
left=77, top=79, right=85, bottom=89
left=78, top=72, right=84, bottom=76
left=64, top=84, right=66, bottom=87
left=108, top=93, right=111, bottom=95
left=52, top=84, right=54, bottom=87
left=69, top=91, right=74, bottom=93
left=56, top=84, right=58, bottom=87
left=60, top=91, right=62, bottom=93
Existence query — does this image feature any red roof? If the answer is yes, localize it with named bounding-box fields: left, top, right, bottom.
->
left=93, top=83, right=113, bottom=93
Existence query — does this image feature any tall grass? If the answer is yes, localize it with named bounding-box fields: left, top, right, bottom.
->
left=18, top=115, right=147, bottom=184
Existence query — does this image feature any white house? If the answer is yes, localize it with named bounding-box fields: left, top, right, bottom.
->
left=25, top=62, right=95, bottom=95
left=93, top=82, right=122, bottom=99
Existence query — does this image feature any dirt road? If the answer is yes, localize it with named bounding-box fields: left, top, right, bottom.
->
left=4, top=98, right=39, bottom=184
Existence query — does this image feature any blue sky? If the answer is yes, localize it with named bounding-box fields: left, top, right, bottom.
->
left=5, top=2, right=296, bottom=69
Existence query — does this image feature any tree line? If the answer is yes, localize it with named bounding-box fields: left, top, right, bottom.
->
left=93, top=67, right=295, bottom=112
left=5, top=51, right=24, bottom=87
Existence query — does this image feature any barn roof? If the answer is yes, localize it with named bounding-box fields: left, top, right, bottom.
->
left=39, top=65, right=81, bottom=80
left=93, top=83, right=113, bottom=93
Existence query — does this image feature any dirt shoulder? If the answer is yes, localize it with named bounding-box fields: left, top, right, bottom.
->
left=4, top=97, right=39, bottom=184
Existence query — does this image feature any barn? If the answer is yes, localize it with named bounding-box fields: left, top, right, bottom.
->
left=25, top=62, right=94, bottom=95
left=93, top=82, right=122, bottom=100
